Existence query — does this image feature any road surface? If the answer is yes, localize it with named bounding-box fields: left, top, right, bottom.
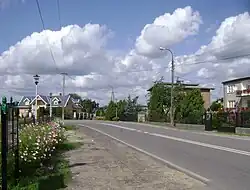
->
left=66, top=120, right=250, bottom=190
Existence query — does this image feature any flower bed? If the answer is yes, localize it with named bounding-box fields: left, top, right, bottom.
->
left=0, top=120, right=70, bottom=189
left=19, top=121, right=66, bottom=164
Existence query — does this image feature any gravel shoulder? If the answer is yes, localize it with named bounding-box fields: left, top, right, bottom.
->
left=64, top=126, right=207, bottom=190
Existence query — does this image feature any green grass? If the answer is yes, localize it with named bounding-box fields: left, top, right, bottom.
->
left=64, top=125, right=78, bottom=131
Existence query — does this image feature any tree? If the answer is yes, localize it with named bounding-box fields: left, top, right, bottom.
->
left=148, top=80, right=169, bottom=122
left=81, top=99, right=98, bottom=114
left=148, top=79, right=185, bottom=122
left=123, top=95, right=139, bottom=121
left=105, top=101, right=117, bottom=120
left=69, top=93, right=82, bottom=100
left=210, top=99, right=223, bottom=111
left=177, top=89, right=205, bottom=124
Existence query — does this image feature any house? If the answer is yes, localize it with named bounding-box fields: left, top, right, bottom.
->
left=147, top=82, right=214, bottom=109
left=18, top=94, right=82, bottom=118
left=222, top=76, right=250, bottom=109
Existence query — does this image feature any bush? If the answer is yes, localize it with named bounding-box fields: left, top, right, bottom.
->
left=19, top=122, right=66, bottom=165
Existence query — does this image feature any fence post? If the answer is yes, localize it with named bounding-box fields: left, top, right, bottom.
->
left=235, top=111, right=239, bottom=128
left=10, top=97, right=15, bottom=150
left=1, top=96, right=8, bottom=190
left=14, top=101, right=20, bottom=184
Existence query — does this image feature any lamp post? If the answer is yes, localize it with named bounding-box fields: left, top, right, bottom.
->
left=49, top=92, right=52, bottom=120
left=159, top=47, right=174, bottom=126
left=33, top=74, right=40, bottom=121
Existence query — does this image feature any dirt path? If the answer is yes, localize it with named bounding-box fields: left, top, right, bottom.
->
left=64, top=127, right=207, bottom=190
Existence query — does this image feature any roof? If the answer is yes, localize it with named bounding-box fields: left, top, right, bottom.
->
left=18, top=94, right=74, bottom=107
left=222, top=76, right=250, bottom=85
left=147, top=82, right=214, bottom=91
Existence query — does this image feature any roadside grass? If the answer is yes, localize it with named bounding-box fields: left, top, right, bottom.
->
left=64, top=125, right=78, bottom=131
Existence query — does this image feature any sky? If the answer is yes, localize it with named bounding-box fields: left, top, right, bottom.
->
left=0, top=0, right=249, bottom=105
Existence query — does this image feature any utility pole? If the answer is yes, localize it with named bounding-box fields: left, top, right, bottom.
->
left=110, top=86, right=115, bottom=102
left=171, top=55, right=174, bottom=126
left=109, top=85, right=117, bottom=118
left=159, top=47, right=174, bottom=126
left=61, top=72, right=67, bottom=123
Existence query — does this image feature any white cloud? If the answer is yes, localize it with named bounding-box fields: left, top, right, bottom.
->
left=135, top=6, right=202, bottom=58
left=1, top=7, right=250, bottom=105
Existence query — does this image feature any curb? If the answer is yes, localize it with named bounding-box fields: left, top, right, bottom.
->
left=79, top=124, right=210, bottom=185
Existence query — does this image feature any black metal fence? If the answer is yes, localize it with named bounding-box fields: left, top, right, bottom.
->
left=1, top=97, right=20, bottom=189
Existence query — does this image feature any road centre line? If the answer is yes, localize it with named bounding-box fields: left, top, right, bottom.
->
left=100, top=123, right=250, bottom=157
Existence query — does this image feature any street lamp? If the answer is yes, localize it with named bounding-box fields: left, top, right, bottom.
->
left=159, top=47, right=174, bottom=126
left=33, top=74, right=40, bottom=121
left=49, top=92, right=52, bottom=119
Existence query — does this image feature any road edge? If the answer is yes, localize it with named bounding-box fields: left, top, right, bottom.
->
left=79, top=124, right=211, bottom=185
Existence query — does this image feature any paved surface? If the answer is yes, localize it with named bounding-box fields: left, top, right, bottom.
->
left=66, top=120, right=250, bottom=190
left=65, top=127, right=205, bottom=190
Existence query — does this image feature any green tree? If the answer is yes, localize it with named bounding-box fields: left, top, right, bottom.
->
left=69, top=93, right=82, bottom=100
left=178, top=89, right=205, bottom=124
left=210, top=99, right=223, bottom=111
left=148, top=80, right=169, bottom=122
left=105, top=101, right=117, bottom=120
left=123, top=95, right=139, bottom=121
left=81, top=99, right=98, bottom=115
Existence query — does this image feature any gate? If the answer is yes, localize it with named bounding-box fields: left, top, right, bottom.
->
left=1, top=96, right=20, bottom=190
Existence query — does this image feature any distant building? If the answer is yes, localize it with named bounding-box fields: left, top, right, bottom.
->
left=17, top=94, right=82, bottom=118
left=222, top=76, right=250, bottom=109
left=147, top=82, right=214, bottom=110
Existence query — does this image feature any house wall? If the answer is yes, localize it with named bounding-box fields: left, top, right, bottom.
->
left=19, top=108, right=29, bottom=117
left=200, top=90, right=211, bottom=110
left=223, top=79, right=250, bottom=108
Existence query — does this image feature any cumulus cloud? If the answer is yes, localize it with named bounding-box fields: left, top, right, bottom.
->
left=0, top=7, right=249, bottom=105
left=135, top=6, right=202, bottom=58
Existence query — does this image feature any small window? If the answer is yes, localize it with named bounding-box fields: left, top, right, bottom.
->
left=228, top=100, right=236, bottom=108
left=25, top=100, right=30, bottom=105
left=54, top=100, right=58, bottom=105
left=227, top=85, right=236, bottom=93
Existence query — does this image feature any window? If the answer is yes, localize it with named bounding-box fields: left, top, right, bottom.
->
left=25, top=100, right=30, bottom=105
left=54, top=100, right=58, bottom=105
left=247, top=85, right=250, bottom=90
left=228, top=100, right=236, bottom=108
left=227, top=85, right=236, bottom=93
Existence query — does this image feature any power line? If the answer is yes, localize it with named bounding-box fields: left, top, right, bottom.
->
left=56, top=0, right=62, bottom=29
left=35, top=0, right=60, bottom=73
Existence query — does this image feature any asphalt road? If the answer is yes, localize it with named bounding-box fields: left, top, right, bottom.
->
left=66, top=120, right=250, bottom=190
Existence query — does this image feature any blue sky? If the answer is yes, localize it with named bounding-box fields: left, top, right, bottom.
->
left=0, top=0, right=248, bottom=56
